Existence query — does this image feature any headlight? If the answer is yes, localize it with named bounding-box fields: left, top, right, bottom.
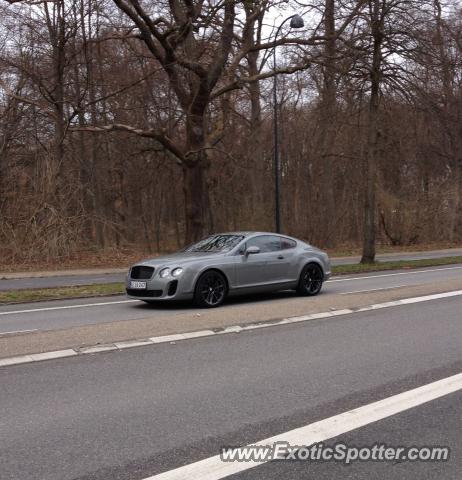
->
left=159, top=268, right=170, bottom=278
left=171, top=267, right=183, bottom=277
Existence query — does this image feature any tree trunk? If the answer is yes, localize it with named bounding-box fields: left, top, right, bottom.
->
left=50, top=65, right=65, bottom=204
left=45, top=0, right=67, bottom=202
left=182, top=160, right=209, bottom=243
left=361, top=102, right=379, bottom=263
left=247, top=48, right=261, bottom=131
left=317, top=0, right=337, bottom=245
left=448, top=161, right=462, bottom=241
left=361, top=0, right=382, bottom=264
left=242, top=5, right=262, bottom=226
left=183, top=110, right=210, bottom=243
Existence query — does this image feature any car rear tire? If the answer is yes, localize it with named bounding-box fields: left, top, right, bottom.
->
left=297, top=263, right=324, bottom=296
left=194, top=270, right=227, bottom=308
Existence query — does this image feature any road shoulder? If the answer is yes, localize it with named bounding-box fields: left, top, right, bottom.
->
left=1, top=278, right=462, bottom=361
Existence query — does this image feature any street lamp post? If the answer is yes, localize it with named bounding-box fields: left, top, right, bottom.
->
left=272, top=14, right=304, bottom=233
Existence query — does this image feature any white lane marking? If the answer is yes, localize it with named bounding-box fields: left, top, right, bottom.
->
left=0, top=349, right=77, bottom=366
left=2, top=290, right=462, bottom=368
left=0, top=329, right=38, bottom=336
left=327, top=265, right=462, bottom=283
left=30, top=350, right=77, bottom=361
left=114, top=339, right=154, bottom=349
left=79, top=344, right=118, bottom=354
left=0, top=355, right=35, bottom=366
left=0, top=299, right=138, bottom=316
left=145, top=372, right=462, bottom=480
left=340, top=284, right=408, bottom=295
left=150, top=334, right=188, bottom=344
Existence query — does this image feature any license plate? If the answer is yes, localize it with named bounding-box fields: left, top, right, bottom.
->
left=130, top=281, right=147, bottom=289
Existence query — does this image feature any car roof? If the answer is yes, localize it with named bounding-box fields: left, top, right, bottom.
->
left=213, top=231, right=298, bottom=239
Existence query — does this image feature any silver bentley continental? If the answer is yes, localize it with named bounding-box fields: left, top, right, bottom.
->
left=126, top=232, right=331, bottom=307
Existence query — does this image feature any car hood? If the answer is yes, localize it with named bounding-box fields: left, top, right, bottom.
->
left=133, top=251, right=226, bottom=268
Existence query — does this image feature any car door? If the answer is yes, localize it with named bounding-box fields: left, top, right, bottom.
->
left=276, top=236, right=299, bottom=282
left=235, top=235, right=285, bottom=288
left=234, top=237, right=270, bottom=288
left=263, top=235, right=294, bottom=283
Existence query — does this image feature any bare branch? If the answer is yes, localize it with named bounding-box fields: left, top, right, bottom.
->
left=72, top=124, right=184, bottom=164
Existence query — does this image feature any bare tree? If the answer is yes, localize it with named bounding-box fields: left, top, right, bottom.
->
left=2, top=0, right=462, bottom=264
left=353, top=0, right=434, bottom=262
left=79, top=0, right=323, bottom=242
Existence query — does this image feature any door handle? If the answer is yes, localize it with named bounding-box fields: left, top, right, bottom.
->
left=277, top=255, right=284, bottom=260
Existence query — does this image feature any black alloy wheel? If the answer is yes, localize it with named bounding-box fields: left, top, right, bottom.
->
left=297, top=263, right=324, bottom=296
left=194, top=271, right=227, bottom=307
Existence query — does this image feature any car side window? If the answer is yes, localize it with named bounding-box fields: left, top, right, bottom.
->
left=281, top=237, right=297, bottom=250
left=246, top=235, right=281, bottom=253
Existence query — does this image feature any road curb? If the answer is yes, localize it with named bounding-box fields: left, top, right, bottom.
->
left=1, top=289, right=462, bottom=369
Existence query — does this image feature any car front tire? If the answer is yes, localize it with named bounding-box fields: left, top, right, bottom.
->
left=297, top=263, right=324, bottom=296
left=194, top=270, right=227, bottom=308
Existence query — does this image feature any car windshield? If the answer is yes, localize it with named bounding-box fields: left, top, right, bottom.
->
left=182, top=235, right=245, bottom=253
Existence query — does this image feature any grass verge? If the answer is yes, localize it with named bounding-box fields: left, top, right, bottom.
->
left=331, top=256, right=462, bottom=275
left=0, top=283, right=125, bottom=305
left=1, top=256, right=462, bottom=305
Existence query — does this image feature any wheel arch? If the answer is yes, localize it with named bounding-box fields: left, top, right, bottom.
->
left=298, top=259, right=325, bottom=279
left=194, top=267, right=230, bottom=294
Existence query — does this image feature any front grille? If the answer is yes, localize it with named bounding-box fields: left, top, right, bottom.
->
left=126, top=289, right=162, bottom=297
left=130, top=266, right=154, bottom=279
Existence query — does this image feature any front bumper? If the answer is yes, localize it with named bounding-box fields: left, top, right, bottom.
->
left=126, top=274, right=193, bottom=301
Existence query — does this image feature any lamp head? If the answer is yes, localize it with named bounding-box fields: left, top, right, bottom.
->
left=290, top=14, right=304, bottom=29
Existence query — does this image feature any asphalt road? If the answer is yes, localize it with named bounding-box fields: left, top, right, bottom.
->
left=1, top=294, right=461, bottom=480
left=2, top=248, right=462, bottom=291
left=1, top=264, right=462, bottom=334
left=228, top=392, right=461, bottom=480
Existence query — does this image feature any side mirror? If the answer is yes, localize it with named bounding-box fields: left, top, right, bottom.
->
left=245, top=246, right=260, bottom=256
